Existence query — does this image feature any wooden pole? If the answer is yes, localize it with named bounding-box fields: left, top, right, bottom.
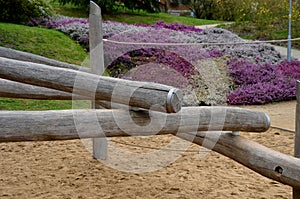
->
left=89, top=1, right=107, bottom=160
left=0, top=78, right=85, bottom=100
left=0, top=79, right=117, bottom=107
left=0, top=106, right=270, bottom=142
left=0, top=46, right=90, bottom=73
left=0, top=57, right=182, bottom=113
left=294, top=80, right=300, bottom=198
left=177, top=131, right=300, bottom=189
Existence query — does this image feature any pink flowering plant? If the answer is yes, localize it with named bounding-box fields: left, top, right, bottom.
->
left=29, top=15, right=300, bottom=105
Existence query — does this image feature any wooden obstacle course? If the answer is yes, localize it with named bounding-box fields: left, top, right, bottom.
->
left=0, top=1, right=299, bottom=197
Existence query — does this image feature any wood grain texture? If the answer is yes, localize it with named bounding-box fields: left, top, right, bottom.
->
left=177, top=132, right=300, bottom=189
left=89, top=1, right=108, bottom=160
left=0, top=57, right=182, bottom=113
left=0, top=106, right=269, bottom=142
left=294, top=81, right=300, bottom=198
left=0, top=46, right=90, bottom=73
left=0, top=78, right=85, bottom=100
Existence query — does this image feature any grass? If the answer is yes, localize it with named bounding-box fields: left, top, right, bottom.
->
left=0, top=22, right=88, bottom=110
left=102, top=12, right=222, bottom=26
left=0, top=98, right=73, bottom=110
left=0, top=23, right=87, bottom=65
left=49, top=1, right=223, bottom=26
left=49, top=1, right=89, bottom=18
left=221, top=21, right=300, bottom=49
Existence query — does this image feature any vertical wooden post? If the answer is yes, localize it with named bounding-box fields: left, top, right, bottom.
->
left=89, top=1, right=107, bottom=160
left=294, top=80, right=300, bottom=199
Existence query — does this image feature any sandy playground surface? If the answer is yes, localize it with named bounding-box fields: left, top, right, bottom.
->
left=0, top=100, right=298, bottom=198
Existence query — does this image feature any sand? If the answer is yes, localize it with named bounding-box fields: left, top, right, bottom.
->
left=0, top=100, right=297, bottom=199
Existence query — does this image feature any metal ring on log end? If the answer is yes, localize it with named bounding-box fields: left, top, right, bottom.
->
left=264, top=112, right=271, bottom=130
left=166, top=88, right=183, bottom=113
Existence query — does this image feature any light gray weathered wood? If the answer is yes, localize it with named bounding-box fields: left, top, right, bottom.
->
left=177, top=131, right=300, bottom=189
left=89, top=1, right=107, bottom=160
left=0, top=57, right=182, bottom=113
left=0, top=106, right=270, bottom=142
left=0, top=46, right=90, bottom=73
left=294, top=81, right=300, bottom=198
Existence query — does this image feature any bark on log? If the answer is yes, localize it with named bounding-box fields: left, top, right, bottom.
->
left=294, top=81, right=300, bottom=197
left=0, top=106, right=269, bottom=142
left=0, top=46, right=90, bottom=73
left=0, top=78, right=86, bottom=100
left=177, top=132, right=300, bottom=189
left=89, top=1, right=107, bottom=160
left=0, top=57, right=182, bottom=113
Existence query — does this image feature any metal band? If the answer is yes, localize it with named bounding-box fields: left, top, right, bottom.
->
left=264, top=112, right=271, bottom=129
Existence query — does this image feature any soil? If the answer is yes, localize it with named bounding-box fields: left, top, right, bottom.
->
left=0, top=100, right=297, bottom=199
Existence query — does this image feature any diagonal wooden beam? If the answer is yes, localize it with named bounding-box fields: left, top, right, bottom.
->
left=177, top=131, right=300, bottom=189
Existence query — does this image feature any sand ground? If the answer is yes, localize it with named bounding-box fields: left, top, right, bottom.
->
left=0, top=100, right=298, bottom=198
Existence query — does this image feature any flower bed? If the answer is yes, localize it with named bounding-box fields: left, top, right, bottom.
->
left=29, top=15, right=300, bottom=105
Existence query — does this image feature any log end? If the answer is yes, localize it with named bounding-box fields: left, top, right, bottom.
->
left=166, top=88, right=183, bottom=113
left=90, top=1, right=101, bottom=15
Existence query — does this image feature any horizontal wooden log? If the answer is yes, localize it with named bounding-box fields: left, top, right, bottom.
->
left=0, top=107, right=269, bottom=142
left=177, top=132, right=300, bottom=189
left=0, top=57, right=182, bottom=113
left=0, top=46, right=90, bottom=73
left=0, top=78, right=85, bottom=100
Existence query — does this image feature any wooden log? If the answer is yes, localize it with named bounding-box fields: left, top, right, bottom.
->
left=0, top=57, right=182, bottom=113
left=89, top=1, right=107, bottom=160
left=0, top=107, right=269, bottom=142
left=0, top=78, right=86, bottom=100
left=177, top=132, right=300, bottom=189
left=0, top=78, right=118, bottom=109
left=0, top=46, right=90, bottom=73
left=294, top=81, right=300, bottom=197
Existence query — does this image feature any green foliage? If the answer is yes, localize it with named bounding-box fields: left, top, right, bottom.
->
left=53, top=0, right=116, bottom=13
left=221, top=0, right=300, bottom=43
left=0, top=98, right=72, bottom=110
left=102, top=12, right=222, bottom=26
left=123, top=0, right=160, bottom=13
left=189, top=0, right=246, bottom=21
left=0, top=0, right=53, bottom=24
left=53, top=0, right=160, bottom=13
left=190, top=0, right=214, bottom=19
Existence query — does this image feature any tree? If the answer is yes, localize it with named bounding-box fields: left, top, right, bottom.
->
left=55, top=0, right=161, bottom=14
left=189, top=0, right=214, bottom=19
left=54, top=0, right=115, bottom=13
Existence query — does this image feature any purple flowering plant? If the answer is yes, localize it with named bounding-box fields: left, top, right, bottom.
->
left=227, top=59, right=300, bottom=105
left=28, top=15, right=300, bottom=105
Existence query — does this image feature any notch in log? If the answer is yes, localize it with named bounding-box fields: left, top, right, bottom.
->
left=0, top=57, right=183, bottom=113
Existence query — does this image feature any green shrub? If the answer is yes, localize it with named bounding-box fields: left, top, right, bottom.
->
left=0, top=0, right=53, bottom=24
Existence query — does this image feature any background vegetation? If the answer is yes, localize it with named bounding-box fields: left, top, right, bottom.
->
left=0, top=0, right=53, bottom=24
